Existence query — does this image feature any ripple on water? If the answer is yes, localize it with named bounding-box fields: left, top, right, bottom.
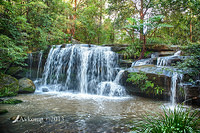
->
left=0, top=93, right=165, bottom=133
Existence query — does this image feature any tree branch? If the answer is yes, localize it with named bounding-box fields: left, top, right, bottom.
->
left=143, top=0, right=152, bottom=16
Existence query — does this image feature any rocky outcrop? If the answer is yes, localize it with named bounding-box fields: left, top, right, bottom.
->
left=0, top=74, right=19, bottom=97
left=120, top=70, right=171, bottom=100
left=177, top=83, right=200, bottom=106
left=18, top=78, right=36, bottom=93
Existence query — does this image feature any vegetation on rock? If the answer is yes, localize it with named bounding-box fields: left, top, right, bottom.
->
left=127, top=72, right=164, bottom=95
left=0, top=99, right=23, bottom=104
left=0, top=74, right=19, bottom=97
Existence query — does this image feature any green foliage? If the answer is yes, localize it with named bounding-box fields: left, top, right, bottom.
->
left=127, top=72, right=164, bottom=95
left=120, top=40, right=142, bottom=59
left=0, top=87, right=18, bottom=97
left=141, top=106, right=200, bottom=133
left=176, top=43, right=200, bottom=76
left=0, top=35, right=27, bottom=70
left=0, top=99, right=23, bottom=104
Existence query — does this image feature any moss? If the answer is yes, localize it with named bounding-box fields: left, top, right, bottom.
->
left=0, top=109, right=8, bottom=115
left=21, top=87, right=35, bottom=92
left=0, top=99, right=23, bottom=104
left=6, top=66, right=22, bottom=76
left=0, top=73, right=19, bottom=97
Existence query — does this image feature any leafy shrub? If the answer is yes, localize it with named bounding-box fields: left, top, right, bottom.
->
left=127, top=72, right=164, bottom=95
left=141, top=106, right=200, bottom=133
left=176, top=43, right=200, bottom=77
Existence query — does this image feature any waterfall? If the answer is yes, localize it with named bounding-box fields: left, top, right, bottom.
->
left=170, top=72, right=183, bottom=106
left=96, top=70, right=125, bottom=96
left=171, top=72, right=178, bottom=106
left=131, top=58, right=154, bottom=67
left=157, top=51, right=181, bottom=67
left=36, top=51, right=43, bottom=79
left=27, top=53, right=33, bottom=78
left=38, top=44, right=125, bottom=96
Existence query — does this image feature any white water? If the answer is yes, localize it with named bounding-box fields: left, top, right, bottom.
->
left=171, top=72, right=178, bottom=106
left=37, top=44, right=125, bottom=97
left=131, top=58, right=154, bottom=67
left=170, top=72, right=183, bottom=106
left=36, top=51, right=43, bottom=79
left=28, top=53, right=33, bottom=78
left=157, top=51, right=181, bottom=67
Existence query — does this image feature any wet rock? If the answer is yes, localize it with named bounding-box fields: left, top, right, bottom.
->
left=18, top=78, right=36, bottom=93
left=195, top=80, right=200, bottom=85
left=159, top=51, right=176, bottom=56
left=119, top=59, right=133, bottom=68
left=0, top=109, right=8, bottom=115
left=42, top=88, right=49, bottom=92
left=120, top=70, right=171, bottom=100
left=103, top=44, right=128, bottom=52
left=0, top=73, right=19, bottom=97
left=177, top=83, right=200, bottom=105
left=146, top=44, right=179, bottom=52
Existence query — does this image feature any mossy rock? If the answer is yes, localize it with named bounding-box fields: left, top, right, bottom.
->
left=0, top=99, right=23, bottom=104
left=6, top=66, right=22, bottom=76
left=0, top=109, right=8, bottom=115
left=0, top=73, right=19, bottom=97
left=18, top=78, right=36, bottom=93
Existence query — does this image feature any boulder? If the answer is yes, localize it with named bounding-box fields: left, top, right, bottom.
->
left=18, top=78, right=36, bottom=93
left=0, top=73, right=19, bottom=97
left=42, top=87, right=49, bottom=92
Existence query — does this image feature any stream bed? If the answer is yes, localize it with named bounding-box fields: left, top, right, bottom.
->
left=0, top=93, right=167, bottom=133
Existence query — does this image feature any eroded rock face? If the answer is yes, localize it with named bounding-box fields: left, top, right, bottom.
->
left=177, top=83, right=200, bottom=105
left=119, top=70, right=171, bottom=100
left=18, top=78, right=36, bottom=93
left=0, top=74, right=19, bottom=97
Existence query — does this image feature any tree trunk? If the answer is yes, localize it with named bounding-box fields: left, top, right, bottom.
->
left=72, top=0, right=77, bottom=38
left=98, top=0, right=102, bottom=45
left=140, top=0, right=144, bottom=41
left=138, top=35, right=146, bottom=59
left=190, top=19, right=192, bottom=42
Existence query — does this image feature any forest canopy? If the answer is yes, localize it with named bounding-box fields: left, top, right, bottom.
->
left=0, top=0, right=200, bottom=71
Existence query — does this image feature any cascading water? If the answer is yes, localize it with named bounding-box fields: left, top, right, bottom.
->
left=131, top=58, right=154, bottom=67
left=36, top=51, right=43, bottom=79
left=170, top=72, right=178, bottom=106
left=37, top=44, right=126, bottom=96
left=27, top=53, right=33, bottom=78
left=157, top=51, right=181, bottom=67
left=130, top=50, right=184, bottom=106
left=170, top=72, right=183, bottom=106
